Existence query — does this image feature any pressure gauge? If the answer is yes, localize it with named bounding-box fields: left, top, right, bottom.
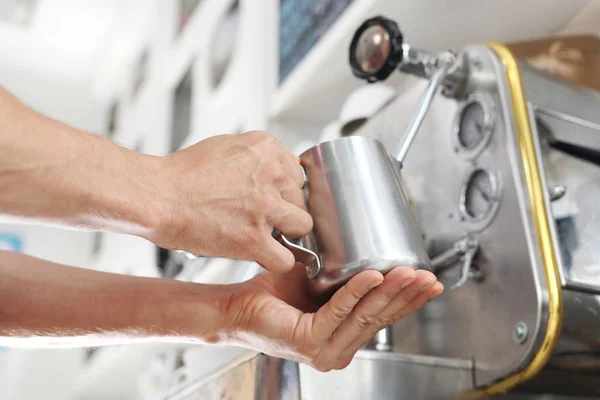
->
left=453, top=92, right=496, bottom=160
left=459, top=168, right=502, bottom=231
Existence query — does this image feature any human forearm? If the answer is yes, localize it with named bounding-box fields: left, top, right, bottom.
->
left=0, top=86, right=312, bottom=270
left=0, top=87, right=164, bottom=237
left=0, top=254, right=443, bottom=369
left=0, top=251, right=234, bottom=348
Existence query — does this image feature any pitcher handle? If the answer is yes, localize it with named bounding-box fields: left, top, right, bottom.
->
left=272, top=229, right=322, bottom=279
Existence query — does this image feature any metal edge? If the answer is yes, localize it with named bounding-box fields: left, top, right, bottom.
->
left=461, top=43, right=564, bottom=399
left=161, top=350, right=261, bottom=400
left=355, top=349, right=473, bottom=369
left=526, top=103, right=567, bottom=289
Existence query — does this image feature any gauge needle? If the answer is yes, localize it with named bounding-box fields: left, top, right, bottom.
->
left=474, top=183, right=490, bottom=202
left=474, top=121, right=483, bottom=134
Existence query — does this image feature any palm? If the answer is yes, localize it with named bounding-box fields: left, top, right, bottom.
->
left=231, top=264, right=443, bottom=370
left=238, top=265, right=321, bottom=354
left=249, top=264, right=320, bottom=312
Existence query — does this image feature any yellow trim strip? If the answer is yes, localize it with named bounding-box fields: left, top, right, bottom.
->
left=463, top=43, right=563, bottom=399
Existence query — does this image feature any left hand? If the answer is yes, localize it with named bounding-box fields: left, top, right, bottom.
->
left=224, top=264, right=443, bottom=372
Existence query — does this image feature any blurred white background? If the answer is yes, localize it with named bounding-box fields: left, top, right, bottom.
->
left=0, top=0, right=599, bottom=399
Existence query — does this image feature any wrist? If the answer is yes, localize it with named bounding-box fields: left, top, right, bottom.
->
left=139, top=153, right=192, bottom=252
left=152, top=280, right=239, bottom=344
left=82, top=135, right=168, bottom=239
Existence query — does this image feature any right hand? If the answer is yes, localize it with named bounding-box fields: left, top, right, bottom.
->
left=154, top=131, right=312, bottom=272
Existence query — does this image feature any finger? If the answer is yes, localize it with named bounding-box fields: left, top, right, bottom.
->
left=334, top=283, right=443, bottom=370
left=311, top=270, right=384, bottom=343
left=280, top=151, right=305, bottom=188
left=318, top=267, right=416, bottom=360
left=280, top=183, right=305, bottom=209
left=337, top=274, right=442, bottom=366
left=272, top=200, right=313, bottom=238
left=254, top=237, right=296, bottom=273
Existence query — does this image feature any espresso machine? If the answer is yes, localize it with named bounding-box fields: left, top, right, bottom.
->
left=164, top=16, right=600, bottom=400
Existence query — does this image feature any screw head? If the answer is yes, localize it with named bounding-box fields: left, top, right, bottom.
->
left=513, top=321, right=528, bottom=344
left=471, top=59, right=483, bottom=71
left=549, top=185, right=567, bottom=202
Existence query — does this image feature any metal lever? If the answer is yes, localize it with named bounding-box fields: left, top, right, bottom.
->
left=431, top=236, right=480, bottom=290
left=395, top=52, right=456, bottom=164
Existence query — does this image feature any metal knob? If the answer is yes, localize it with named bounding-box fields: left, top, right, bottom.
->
left=349, top=16, right=404, bottom=83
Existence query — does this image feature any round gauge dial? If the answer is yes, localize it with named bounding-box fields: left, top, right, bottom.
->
left=453, top=92, right=496, bottom=160
left=464, top=170, right=494, bottom=218
left=458, top=102, right=486, bottom=149
left=460, top=169, right=501, bottom=229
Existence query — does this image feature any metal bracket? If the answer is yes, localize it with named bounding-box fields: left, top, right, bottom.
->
left=431, top=236, right=480, bottom=290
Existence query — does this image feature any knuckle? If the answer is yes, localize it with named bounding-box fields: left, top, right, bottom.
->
left=346, top=287, right=363, bottom=303
left=354, top=314, right=375, bottom=331
left=264, top=192, right=282, bottom=212
left=375, top=317, right=396, bottom=331
left=240, top=226, right=264, bottom=247
left=251, top=191, right=280, bottom=212
left=262, top=132, right=279, bottom=145
left=381, top=290, right=397, bottom=303
left=330, top=303, right=352, bottom=324
left=245, top=130, right=269, bottom=140
left=270, top=161, right=286, bottom=179
left=261, top=160, right=285, bottom=183
left=285, top=176, right=300, bottom=190
left=249, top=191, right=264, bottom=208
left=251, top=130, right=278, bottom=146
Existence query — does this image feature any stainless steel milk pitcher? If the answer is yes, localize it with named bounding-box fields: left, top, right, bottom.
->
left=276, top=136, right=431, bottom=295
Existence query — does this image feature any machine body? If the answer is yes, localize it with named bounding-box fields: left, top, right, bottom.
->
left=349, top=30, right=600, bottom=397
left=166, top=16, right=600, bottom=400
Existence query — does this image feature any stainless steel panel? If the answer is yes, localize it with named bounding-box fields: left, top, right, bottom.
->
left=354, top=45, right=548, bottom=388
left=299, top=351, right=473, bottom=400
left=164, top=351, right=473, bottom=400
left=162, top=352, right=301, bottom=400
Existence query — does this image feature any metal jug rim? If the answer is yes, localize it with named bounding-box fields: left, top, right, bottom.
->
left=300, top=135, right=385, bottom=156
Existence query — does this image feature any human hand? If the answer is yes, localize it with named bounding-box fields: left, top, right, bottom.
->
left=154, top=131, right=312, bottom=272
left=224, top=265, right=443, bottom=371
